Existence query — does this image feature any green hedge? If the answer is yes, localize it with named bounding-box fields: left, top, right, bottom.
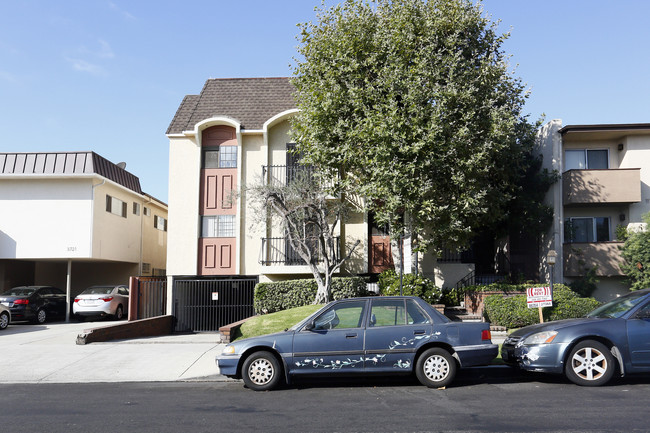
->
left=254, top=277, right=370, bottom=314
left=378, top=269, right=444, bottom=304
left=483, top=284, right=600, bottom=328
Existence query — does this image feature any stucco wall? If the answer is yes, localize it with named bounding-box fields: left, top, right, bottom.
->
left=0, top=178, right=93, bottom=259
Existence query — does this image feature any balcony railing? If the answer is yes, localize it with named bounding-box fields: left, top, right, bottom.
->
left=262, top=165, right=315, bottom=187
left=563, top=168, right=640, bottom=206
left=259, top=236, right=340, bottom=266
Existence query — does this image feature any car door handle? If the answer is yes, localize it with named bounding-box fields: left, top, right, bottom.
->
left=346, top=333, right=358, bottom=339
left=413, top=330, right=426, bottom=336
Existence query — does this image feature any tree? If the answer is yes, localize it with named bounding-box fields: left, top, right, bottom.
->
left=291, top=0, right=545, bottom=255
left=248, top=170, right=361, bottom=304
left=620, top=214, right=650, bottom=291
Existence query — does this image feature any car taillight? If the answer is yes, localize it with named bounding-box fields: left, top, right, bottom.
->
left=14, top=299, right=29, bottom=305
left=74, top=298, right=81, bottom=303
left=481, top=329, right=492, bottom=341
left=100, top=297, right=114, bottom=302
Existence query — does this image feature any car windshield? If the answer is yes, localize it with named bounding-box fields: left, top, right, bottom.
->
left=81, top=287, right=114, bottom=295
left=586, top=291, right=648, bottom=318
left=2, top=287, right=36, bottom=296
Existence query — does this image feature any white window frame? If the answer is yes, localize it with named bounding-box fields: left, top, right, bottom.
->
left=106, top=195, right=127, bottom=218
left=564, top=216, right=610, bottom=243
left=201, top=215, right=236, bottom=238
left=564, top=148, right=609, bottom=171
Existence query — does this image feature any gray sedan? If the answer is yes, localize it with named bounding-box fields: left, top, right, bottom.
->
left=0, top=303, right=10, bottom=330
left=502, top=288, right=650, bottom=386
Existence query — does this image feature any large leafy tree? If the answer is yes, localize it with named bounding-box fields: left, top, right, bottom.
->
left=621, top=215, right=650, bottom=291
left=291, top=0, right=546, bottom=254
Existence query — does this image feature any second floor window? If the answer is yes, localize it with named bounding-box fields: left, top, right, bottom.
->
left=565, top=149, right=608, bottom=171
left=154, top=215, right=167, bottom=231
left=564, top=217, right=610, bottom=243
left=106, top=195, right=127, bottom=218
left=202, top=215, right=235, bottom=237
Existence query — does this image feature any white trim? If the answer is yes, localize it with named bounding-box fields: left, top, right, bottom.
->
left=263, top=109, right=299, bottom=133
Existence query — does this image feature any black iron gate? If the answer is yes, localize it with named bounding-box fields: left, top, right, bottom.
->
left=172, top=276, right=257, bottom=332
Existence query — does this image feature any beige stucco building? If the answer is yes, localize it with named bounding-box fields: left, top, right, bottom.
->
left=539, top=121, right=650, bottom=301
left=0, top=151, right=167, bottom=310
left=165, top=78, right=476, bottom=322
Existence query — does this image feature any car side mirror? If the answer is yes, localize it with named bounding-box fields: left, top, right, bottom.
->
left=304, top=320, right=316, bottom=331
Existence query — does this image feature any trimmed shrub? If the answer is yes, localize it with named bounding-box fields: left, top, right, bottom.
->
left=378, top=269, right=443, bottom=304
left=483, top=284, right=600, bottom=328
left=254, top=277, right=370, bottom=314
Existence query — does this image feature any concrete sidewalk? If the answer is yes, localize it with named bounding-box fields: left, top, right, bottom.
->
left=0, top=321, right=507, bottom=384
left=0, top=321, right=228, bottom=383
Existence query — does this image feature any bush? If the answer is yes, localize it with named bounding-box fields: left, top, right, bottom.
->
left=483, top=284, right=600, bottom=328
left=378, top=269, right=443, bottom=304
left=254, top=277, right=370, bottom=314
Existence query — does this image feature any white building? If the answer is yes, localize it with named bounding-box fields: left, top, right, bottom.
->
left=0, top=152, right=168, bottom=311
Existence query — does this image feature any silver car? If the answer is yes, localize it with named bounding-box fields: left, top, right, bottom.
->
left=0, top=303, right=10, bottom=330
left=73, top=285, right=129, bottom=320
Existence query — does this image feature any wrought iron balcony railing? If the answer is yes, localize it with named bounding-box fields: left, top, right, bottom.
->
left=259, top=236, right=340, bottom=266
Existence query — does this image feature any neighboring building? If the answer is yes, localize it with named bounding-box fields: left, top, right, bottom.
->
left=165, top=78, right=475, bottom=327
left=0, top=151, right=167, bottom=306
left=539, top=121, right=650, bottom=301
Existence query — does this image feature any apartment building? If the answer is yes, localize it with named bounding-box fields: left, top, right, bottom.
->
left=539, top=121, right=650, bottom=300
left=0, top=151, right=168, bottom=303
left=165, top=78, right=475, bottom=328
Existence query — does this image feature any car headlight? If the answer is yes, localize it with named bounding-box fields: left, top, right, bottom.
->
left=222, top=345, right=236, bottom=355
left=522, top=331, right=558, bottom=345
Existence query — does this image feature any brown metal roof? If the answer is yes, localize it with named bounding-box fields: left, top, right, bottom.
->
left=0, top=152, right=142, bottom=194
left=166, top=77, right=296, bottom=134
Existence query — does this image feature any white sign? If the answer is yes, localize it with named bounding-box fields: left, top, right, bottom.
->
left=527, top=286, right=553, bottom=308
left=211, top=292, right=219, bottom=301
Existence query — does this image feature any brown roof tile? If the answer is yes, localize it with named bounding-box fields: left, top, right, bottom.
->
left=166, top=77, right=296, bottom=134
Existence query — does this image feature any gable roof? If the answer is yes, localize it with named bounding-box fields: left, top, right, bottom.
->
left=166, top=77, right=296, bottom=135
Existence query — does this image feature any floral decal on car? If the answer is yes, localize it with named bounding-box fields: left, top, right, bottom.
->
left=388, top=332, right=438, bottom=350
left=295, top=354, right=387, bottom=369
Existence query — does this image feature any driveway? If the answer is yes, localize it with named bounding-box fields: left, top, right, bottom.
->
left=0, top=320, right=226, bottom=383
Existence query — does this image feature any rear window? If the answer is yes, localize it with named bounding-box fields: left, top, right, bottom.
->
left=81, top=287, right=114, bottom=295
left=3, top=287, right=36, bottom=296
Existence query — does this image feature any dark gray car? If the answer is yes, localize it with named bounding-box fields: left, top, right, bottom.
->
left=502, top=289, right=650, bottom=386
left=0, top=286, right=67, bottom=324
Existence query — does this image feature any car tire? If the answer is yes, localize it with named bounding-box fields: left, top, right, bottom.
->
left=35, top=308, right=47, bottom=324
left=0, top=311, right=9, bottom=330
left=241, top=351, right=283, bottom=391
left=565, top=340, right=615, bottom=386
left=415, top=347, right=457, bottom=388
left=113, top=305, right=124, bottom=320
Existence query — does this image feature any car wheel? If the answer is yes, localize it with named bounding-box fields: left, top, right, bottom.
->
left=241, top=351, right=283, bottom=391
left=0, top=311, right=9, bottom=330
left=415, top=347, right=457, bottom=388
left=565, top=340, right=615, bottom=386
left=113, top=305, right=124, bottom=320
left=35, top=309, right=47, bottom=324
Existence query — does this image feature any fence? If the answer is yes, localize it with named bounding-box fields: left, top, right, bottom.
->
left=171, top=276, right=258, bottom=332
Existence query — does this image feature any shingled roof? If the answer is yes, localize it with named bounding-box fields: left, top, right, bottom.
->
left=166, top=77, right=296, bottom=135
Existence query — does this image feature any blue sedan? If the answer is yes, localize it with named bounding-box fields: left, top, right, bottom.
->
left=501, top=288, right=650, bottom=386
left=217, top=296, right=498, bottom=390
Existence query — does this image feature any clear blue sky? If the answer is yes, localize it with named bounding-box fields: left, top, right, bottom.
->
left=1, top=0, right=649, bottom=203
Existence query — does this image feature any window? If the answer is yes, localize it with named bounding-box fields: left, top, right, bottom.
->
left=312, top=300, right=366, bottom=330
left=154, top=215, right=167, bottom=231
left=203, top=146, right=237, bottom=169
left=133, top=202, right=141, bottom=216
left=144, top=207, right=150, bottom=217
left=564, top=217, right=610, bottom=243
left=202, top=215, right=235, bottom=237
left=106, top=195, right=127, bottom=218
left=565, top=149, right=609, bottom=171
left=369, top=298, right=432, bottom=327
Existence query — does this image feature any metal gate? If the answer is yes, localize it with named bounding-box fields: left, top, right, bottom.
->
left=129, top=276, right=167, bottom=321
left=172, top=276, right=257, bottom=332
